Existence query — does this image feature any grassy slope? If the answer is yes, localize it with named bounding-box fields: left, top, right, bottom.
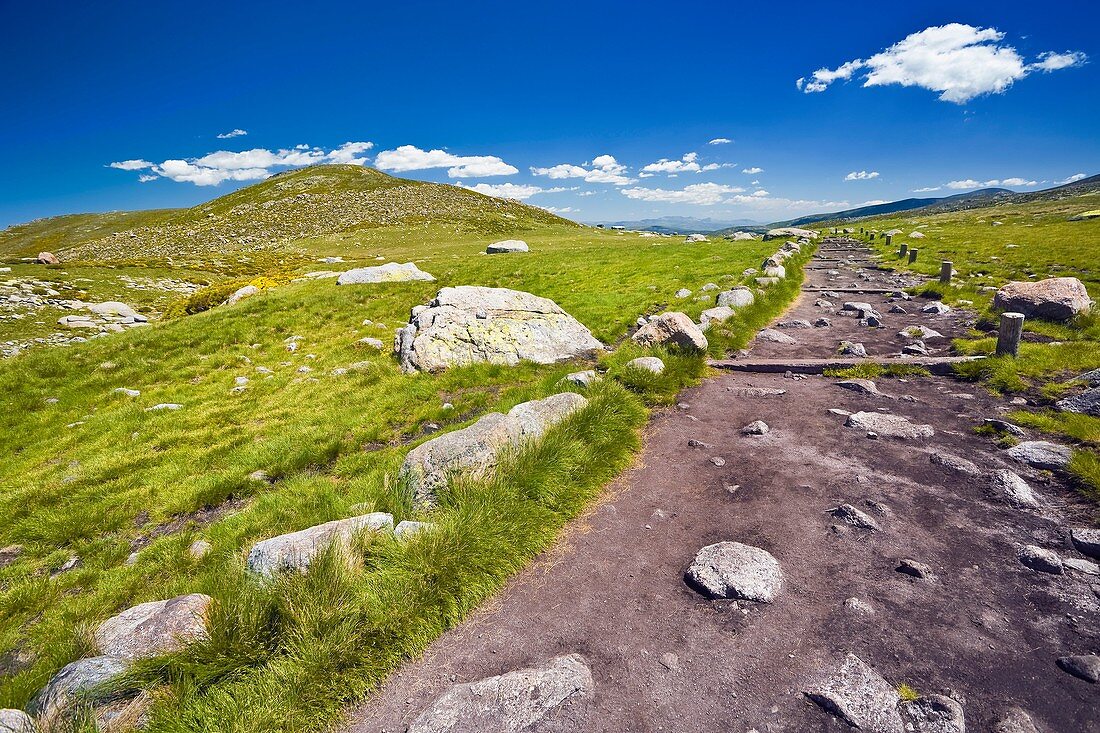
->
left=843, top=191, right=1100, bottom=497
left=0, top=174, right=809, bottom=730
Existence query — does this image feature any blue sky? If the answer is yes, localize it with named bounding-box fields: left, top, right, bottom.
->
left=2, top=0, right=1097, bottom=227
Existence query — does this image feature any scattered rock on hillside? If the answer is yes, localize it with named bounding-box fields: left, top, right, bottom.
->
left=188, top=540, right=212, bottom=559
left=685, top=233, right=708, bottom=243
left=1018, top=545, right=1063, bottom=574
left=993, top=707, right=1041, bottom=733
left=486, top=239, right=528, bottom=254
left=989, top=470, right=1040, bottom=507
left=407, top=654, right=594, bottom=733
left=804, top=653, right=903, bottom=733
left=838, top=341, right=867, bottom=357
left=897, top=558, right=935, bottom=579
left=563, top=370, right=600, bottom=388
left=95, top=594, right=213, bottom=660
left=846, top=412, right=933, bottom=438
left=921, top=302, right=951, bottom=314
left=1057, top=387, right=1100, bottom=416
left=36, top=252, right=59, bottom=264
left=1056, top=654, right=1100, bottom=684
left=0, top=709, right=34, bottom=733
left=675, top=288, right=692, bottom=298
left=685, top=541, right=783, bottom=602
left=902, top=695, right=965, bottom=733
left=777, top=319, right=813, bottom=329
left=27, top=656, right=129, bottom=721
left=401, top=393, right=588, bottom=504
left=829, top=504, right=880, bottom=530
left=396, top=286, right=603, bottom=372
left=226, top=284, right=259, bottom=305
left=337, top=262, right=435, bottom=285
left=993, top=277, right=1092, bottom=321
left=1070, top=528, right=1100, bottom=559
left=741, top=420, right=769, bottom=435
left=1007, top=441, right=1071, bottom=470
left=394, top=521, right=434, bottom=539
left=836, top=379, right=879, bottom=396
left=842, top=302, right=882, bottom=319
left=626, top=356, right=665, bottom=374
left=699, top=306, right=734, bottom=330
left=632, top=312, right=708, bottom=351
left=247, top=513, right=395, bottom=577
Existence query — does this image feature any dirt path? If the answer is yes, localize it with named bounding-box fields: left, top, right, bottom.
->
left=342, top=238, right=1099, bottom=732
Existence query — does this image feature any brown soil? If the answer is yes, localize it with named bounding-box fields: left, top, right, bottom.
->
left=342, top=239, right=1100, bottom=733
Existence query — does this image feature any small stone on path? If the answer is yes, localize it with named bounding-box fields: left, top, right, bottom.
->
left=757, top=328, right=797, bottom=344
left=992, top=707, right=1040, bottom=733
left=838, top=341, right=867, bottom=357
left=1070, top=527, right=1100, bottom=559
left=686, top=541, right=783, bottom=602
left=836, top=379, right=879, bottom=396
left=989, top=470, right=1040, bottom=508
left=828, top=504, right=880, bottom=531
left=804, top=653, right=903, bottom=733
left=929, top=451, right=981, bottom=476
left=741, top=420, right=769, bottom=435
left=1018, top=545, right=1063, bottom=574
left=1056, top=654, right=1100, bottom=683
left=902, top=695, right=965, bottom=733
left=1006, top=441, right=1071, bottom=470
left=846, top=412, right=933, bottom=439
left=897, top=558, right=934, bottom=580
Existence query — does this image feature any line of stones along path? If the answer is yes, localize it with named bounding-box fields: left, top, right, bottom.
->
left=341, top=237, right=1099, bottom=733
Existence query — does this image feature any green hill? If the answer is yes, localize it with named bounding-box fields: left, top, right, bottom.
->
left=0, top=165, right=575, bottom=267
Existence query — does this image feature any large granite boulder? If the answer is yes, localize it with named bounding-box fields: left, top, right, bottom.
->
left=95, top=594, right=213, bottom=660
left=396, top=287, right=603, bottom=372
left=699, top=306, right=735, bottom=330
left=846, top=412, right=934, bottom=439
left=246, top=513, right=394, bottom=577
left=632, top=312, right=708, bottom=351
left=1007, top=440, right=1071, bottom=470
left=27, top=656, right=129, bottom=722
left=1057, top=387, right=1100, bottom=417
left=486, top=240, right=528, bottom=254
left=993, top=277, right=1092, bottom=321
left=401, top=393, right=589, bottom=505
left=86, top=301, right=139, bottom=318
left=36, top=252, right=59, bottom=265
left=407, top=654, right=594, bottom=733
left=804, top=654, right=903, bottom=733
left=0, top=710, right=34, bottom=733
left=765, top=227, right=818, bottom=241
left=337, top=262, right=435, bottom=286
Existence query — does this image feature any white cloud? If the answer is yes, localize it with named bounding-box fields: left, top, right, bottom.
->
left=216, top=129, right=248, bottom=139
left=1058, top=172, right=1087, bottom=184
left=742, top=167, right=763, bottom=174
left=373, top=145, right=517, bottom=177
left=945, top=179, right=983, bottom=189
left=642, top=152, right=702, bottom=174
left=620, top=183, right=746, bottom=205
left=456, top=182, right=572, bottom=200
left=111, top=141, right=377, bottom=186
left=845, top=170, right=880, bottom=181
left=945, top=176, right=1040, bottom=189
left=109, top=159, right=153, bottom=170
left=542, top=206, right=575, bottom=213
left=1000, top=177, right=1037, bottom=186
left=708, top=138, right=732, bottom=145
left=798, top=24, right=1087, bottom=103
left=858, top=200, right=889, bottom=206
left=912, top=186, right=942, bottom=192
left=531, top=154, right=635, bottom=185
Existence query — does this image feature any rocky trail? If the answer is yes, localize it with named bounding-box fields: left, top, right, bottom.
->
left=341, top=238, right=1100, bottom=733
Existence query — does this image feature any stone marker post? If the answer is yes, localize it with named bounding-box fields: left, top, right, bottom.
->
left=939, top=261, right=953, bottom=284
left=996, top=312, right=1025, bottom=357
left=908, top=248, right=919, bottom=264
left=899, top=242, right=907, bottom=257
left=885, top=234, right=892, bottom=247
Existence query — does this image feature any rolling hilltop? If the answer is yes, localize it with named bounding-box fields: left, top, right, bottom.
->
left=0, top=165, right=575, bottom=267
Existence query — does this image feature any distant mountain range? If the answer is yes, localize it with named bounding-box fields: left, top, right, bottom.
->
left=591, top=216, right=763, bottom=234
left=750, top=174, right=1100, bottom=231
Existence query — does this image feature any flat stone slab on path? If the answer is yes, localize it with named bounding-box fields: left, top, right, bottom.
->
left=685, top=541, right=783, bottom=602
left=845, top=411, right=934, bottom=439
left=406, top=654, right=594, bottom=733
left=804, top=653, right=904, bottom=733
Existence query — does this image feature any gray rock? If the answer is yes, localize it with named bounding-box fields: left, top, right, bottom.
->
left=27, top=656, right=129, bottom=721
left=838, top=341, right=867, bottom=357
left=844, top=597, right=875, bottom=615
left=685, top=233, right=708, bottom=243
left=95, top=593, right=213, bottom=660
left=407, top=654, right=594, bottom=733
left=992, top=707, right=1040, bottom=733
left=0, top=710, right=34, bottom=733
left=902, top=342, right=929, bottom=356
left=337, top=262, right=435, bottom=285
left=717, top=287, right=755, bottom=309
left=726, top=387, right=787, bottom=398
left=989, top=470, right=1040, bottom=508
left=633, top=312, right=708, bottom=351
left=993, top=277, right=1092, bottom=321
left=226, top=284, right=259, bottom=306
left=394, top=520, right=434, bottom=539
left=846, top=412, right=933, bottom=439
left=829, top=504, right=880, bottom=531
left=1064, top=557, right=1100, bottom=576
left=888, top=304, right=908, bottom=314
left=626, top=356, right=665, bottom=374
left=762, top=264, right=786, bottom=279
left=675, top=288, right=692, bottom=299
left=777, top=319, right=813, bottom=329
left=358, top=337, right=385, bottom=350
left=1018, top=545, right=1063, bottom=574
left=902, top=695, right=965, bottom=733
left=700, top=282, right=719, bottom=292
left=397, top=287, right=603, bottom=372
left=1072, top=367, right=1100, bottom=387
left=486, top=239, right=528, bottom=254
left=188, top=540, right=212, bottom=559
left=246, top=513, right=394, bottom=577
left=699, top=306, right=735, bottom=330
left=983, top=419, right=1025, bottom=436
left=1056, top=654, right=1100, bottom=683
left=837, top=379, right=879, bottom=396
left=929, top=452, right=981, bottom=476
left=741, top=420, right=770, bottom=435
left=1057, top=387, right=1100, bottom=416
left=757, top=328, right=797, bottom=344
left=1071, top=527, right=1100, bottom=559
left=1007, top=441, right=1071, bottom=470
left=400, top=393, right=588, bottom=504
left=842, top=301, right=882, bottom=319
left=563, top=370, right=600, bottom=388
left=804, top=653, right=903, bottom=733
left=898, top=325, right=943, bottom=340
left=921, top=302, right=951, bottom=314
left=814, top=317, right=832, bottom=327
left=685, top=541, right=783, bottom=602
left=897, top=558, right=934, bottom=579
left=36, top=251, right=59, bottom=265
left=86, top=301, right=138, bottom=318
